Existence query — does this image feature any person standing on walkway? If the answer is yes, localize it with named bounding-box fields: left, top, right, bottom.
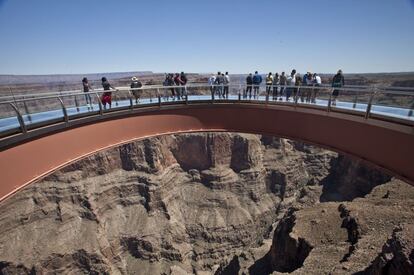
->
left=180, top=72, right=188, bottom=98
left=214, top=72, right=224, bottom=98
left=331, top=69, right=344, bottom=106
left=174, top=73, right=182, bottom=99
left=266, top=72, right=274, bottom=98
left=101, top=77, right=116, bottom=109
left=246, top=73, right=253, bottom=99
left=286, top=69, right=296, bottom=101
left=82, top=77, right=93, bottom=108
left=164, top=73, right=176, bottom=99
left=294, top=74, right=302, bottom=102
left=304, top=72, right=314, bottom=103
left=253, top=71, right=262, bottom=99
left=223, top=72, right=230, bottom=98
left=279, top=71, right=287, bottom=100
left=208, top=74, right=216, bottom=97
left=272, top=73, right=280, bottom=100
left=312, top=73, right=322, bottom=103
left=130, top=76, right=142, bottom=104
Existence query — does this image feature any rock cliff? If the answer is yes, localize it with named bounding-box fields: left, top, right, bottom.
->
left=0, top=132, right=411, bottom=275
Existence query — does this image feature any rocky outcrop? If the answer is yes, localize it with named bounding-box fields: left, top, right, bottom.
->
left=0, top=132, right=406, bottom=275
left=264, top=180, right=414, bottom=274
left=364, top=224, right=414, bottom=275
left=320, top=155, right=392, bottom=202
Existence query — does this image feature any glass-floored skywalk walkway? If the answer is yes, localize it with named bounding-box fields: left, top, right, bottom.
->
left=0, top=84, right=413, bottom=137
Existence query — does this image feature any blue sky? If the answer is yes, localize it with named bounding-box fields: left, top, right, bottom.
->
left=0, top=0, right=413, bottom=75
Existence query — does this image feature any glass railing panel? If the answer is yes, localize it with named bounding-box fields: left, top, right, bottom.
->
left=110, top=89, right=133, bottom=109
left=60, top=93, right=99, bottom=116
left=17, top=97, right=64, bottom=125
left=0, top=102, right=21, bottom=132
left=331, top=87, right=373, bottom=114
left=371, top=91, right=414, bottom=120
left=182, top=85, right=209, bottom=102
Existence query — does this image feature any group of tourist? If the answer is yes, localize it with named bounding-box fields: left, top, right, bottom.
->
left=81, top=70, right=345, bottom=109
left=261, top=70, right=324, bottom=103
left=208, top=72, right=231, bottom=98
left=81, top=77, right=117, bottom=109
left=162, top=72, right=188, bottom=100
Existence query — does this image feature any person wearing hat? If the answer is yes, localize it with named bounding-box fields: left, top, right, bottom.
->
left=130, top=76, right=142, bottom=104
left=331, top=69, right=345, bottom=106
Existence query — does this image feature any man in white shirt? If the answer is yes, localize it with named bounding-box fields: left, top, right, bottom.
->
left=224, top=72, right=230, bottom=98
left=312, top=73, right=322, bottom=103
left=208, top=74, right=216, bottom=97
left=286, top=69, right=296, bottom=101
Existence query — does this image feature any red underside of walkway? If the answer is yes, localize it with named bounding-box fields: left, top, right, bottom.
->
left=0, top=104, right=413, bottom=202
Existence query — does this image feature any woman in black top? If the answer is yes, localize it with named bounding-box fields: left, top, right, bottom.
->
left=82, top=77, right=92, bottom=107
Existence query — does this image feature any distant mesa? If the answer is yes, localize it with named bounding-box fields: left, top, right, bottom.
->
left=0, top=71, right=154, bottom=85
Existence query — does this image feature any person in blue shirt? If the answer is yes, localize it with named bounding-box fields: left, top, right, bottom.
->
left=252, top=71, right=262, bottom=99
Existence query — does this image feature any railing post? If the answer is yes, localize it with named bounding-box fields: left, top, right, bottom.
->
left=157, top=88, right=161, bottom=107
left=57, top=96, right=69, bottom=123
left=327, top=89, right=333, bottom=112
left=22, top=96, right=32, bottom=122
left=365, top=88, right=377, bottom=119
left=408, top=102, right=414, bottom=117
left=74, top=95, right=80, bottom=112
left=128, top=90, right=133, bottom=109
left=114, top=91, right=119, bottom=106
left=212, top=85, right=215, bottom=102
left=95, top=92, right=103, bottom=115
left=185, top=86, right=188, bottom=104
left=9, top=102, right=27, bottom=134
left=352, top=94, right=358, bottom=109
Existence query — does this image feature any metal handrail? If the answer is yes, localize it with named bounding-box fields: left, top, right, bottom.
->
left=0, top=83, right=413, bottom=102
left=0, top=84, right=413, bottom=138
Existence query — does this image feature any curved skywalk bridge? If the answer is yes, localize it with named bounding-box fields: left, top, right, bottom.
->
left=0, top=84, right=413, bottom=202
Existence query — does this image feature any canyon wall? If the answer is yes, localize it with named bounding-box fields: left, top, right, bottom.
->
left=0, top=133, right=411, bottom=275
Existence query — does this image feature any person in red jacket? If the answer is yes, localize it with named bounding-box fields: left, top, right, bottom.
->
left=101, top=77, right=116, bottom=109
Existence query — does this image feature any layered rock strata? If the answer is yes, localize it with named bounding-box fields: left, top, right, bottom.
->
left=0, top=132, right=408, bottom=275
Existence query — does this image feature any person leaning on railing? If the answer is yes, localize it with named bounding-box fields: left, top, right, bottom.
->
left=294, top=74, right=302, bottom=101
left=173, top=73, right=183, bottom=99
left=164, top=73, right=176, bottom=99
left=252, top=71, right=262, bottom=99
left=223, top=72, right=230, bottom=99
left=331, top=69, right=345, bottom=106
left=82, top=77, right=93, bottom=108
left=303, top=72, right=314, bottom=103
left=101, top=77, right=116, bottom=109
left=245, top=73, right=253, bottom=99
left=130, top=76, right=142, bottom=104
left=214, top=72, right=225, bottom=98
left=266, top=72, right=274, bottom=98
left=272, top=73, right=280, bottom=100
left=286, top=69, right=296, bottom=101
left=208, top=74, right=216, bottom=97
left=279, top=72, right=287, bottom=100
left=312, top=73, right=322, bottom=103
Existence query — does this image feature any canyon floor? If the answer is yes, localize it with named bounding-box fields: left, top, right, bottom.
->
left=0, top=133, right=412, bottom=275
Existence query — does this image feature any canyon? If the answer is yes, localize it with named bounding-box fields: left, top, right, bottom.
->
left=0, top=133, right=412, bottom=274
